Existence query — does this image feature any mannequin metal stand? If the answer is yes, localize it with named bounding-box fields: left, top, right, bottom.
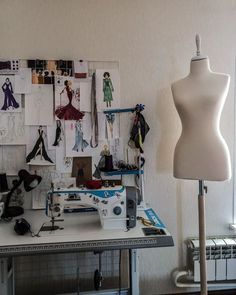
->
left=198, top=180, right=208, bottom=295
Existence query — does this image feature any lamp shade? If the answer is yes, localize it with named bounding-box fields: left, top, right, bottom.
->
left=18, top=170, right=42, bottom=192
left=3, top=169, right=42, bottom=218
left=0, top=173, right=9, bottom=192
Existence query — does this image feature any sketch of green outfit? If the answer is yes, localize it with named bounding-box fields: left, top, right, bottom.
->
left=103, top=74, right=114, bottom=108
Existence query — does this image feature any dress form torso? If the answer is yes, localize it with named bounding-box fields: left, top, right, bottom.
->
left=171, top=58, right=231, bottom=181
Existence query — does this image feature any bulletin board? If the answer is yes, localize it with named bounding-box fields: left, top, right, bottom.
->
left=0, top=58, right=125, bottom=209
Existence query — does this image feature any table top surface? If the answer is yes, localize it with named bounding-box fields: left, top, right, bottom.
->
left=0, top=208, right=174, bottom=256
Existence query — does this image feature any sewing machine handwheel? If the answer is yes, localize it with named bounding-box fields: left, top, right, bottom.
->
left=94, top=269, right=102, bottom=290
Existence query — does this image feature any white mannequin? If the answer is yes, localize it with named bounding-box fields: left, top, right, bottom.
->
left=171, top=36, right=231, bottom=181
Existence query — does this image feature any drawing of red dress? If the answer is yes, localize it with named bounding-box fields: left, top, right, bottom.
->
left=55, top=80, right=84, bottom=120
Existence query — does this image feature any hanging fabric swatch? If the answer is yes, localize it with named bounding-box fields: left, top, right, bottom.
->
left=90, top=73, right=98, bottom=147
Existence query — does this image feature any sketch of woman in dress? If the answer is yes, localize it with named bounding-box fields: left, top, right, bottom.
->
left=26, top=126, right=53, bottom=164
left=103, top=72, right=114, bottom=108
left=1, top=78, right=19, bottom=110
left=52, top=120, right=62, bottom=146
left=72, top=121, right=89, bottom=152
left=55, top=80, right=84, bottom=120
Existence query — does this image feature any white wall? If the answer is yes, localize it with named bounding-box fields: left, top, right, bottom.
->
left=1, top=0, right=236, bottom=294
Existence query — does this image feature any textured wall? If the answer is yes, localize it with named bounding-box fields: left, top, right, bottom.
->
left=1, top=0, right=236, bottom=294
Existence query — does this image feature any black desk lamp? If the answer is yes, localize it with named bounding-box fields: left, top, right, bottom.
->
left=3, top=169, right=42, bottom=218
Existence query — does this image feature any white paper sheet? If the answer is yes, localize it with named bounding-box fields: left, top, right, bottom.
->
left=47, top=120, right=64, bottom=150
left=14, top=68, right=32, bottom=94
left=108, top=137, right=124, bottom=168
left=56, top=145, right=73, bottom=173
left=26, top=126, right=55, bottom=166
left=0, top=75, right=22, bottom=112
left=54, top=78, right=82, bottom=120
left=65, top=120, right=89, bottom=157
left=80, top=78, right=92, bottom=112
left=25, top=84, right=53, bottom=126
left=52, top=177, right=76, bottom=189
left=105, top=113, right=120, bottom=140
left=0, top=145, right=27, bottom=175
left=31, top=168, right=61, bottom=209
left=54, top=75, right=68, bottom=87
left=96, top=69, right=120, bottom=111
left=96, top=112, right=119, bottom=140
left=98, top=112, right=106, bottom=139
left=0, top=112, right=28, bottom=145
left=74, top=60, right=88, bottom=79
left=0, top=59, right=19, bottom=74
left=65, top=119, right=100, bottom=157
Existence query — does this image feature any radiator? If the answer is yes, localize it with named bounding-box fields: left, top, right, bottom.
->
left=187, top=237, right=236, bottom=282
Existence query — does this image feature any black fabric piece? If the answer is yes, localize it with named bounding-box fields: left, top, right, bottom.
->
left=129, top=113, right=150, bottom=153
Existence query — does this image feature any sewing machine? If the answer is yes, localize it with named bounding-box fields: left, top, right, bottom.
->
left=46, top=186, right=138, bottom=230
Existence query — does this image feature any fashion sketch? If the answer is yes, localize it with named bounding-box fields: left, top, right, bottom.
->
left=1, top=78, right=19, bottom=110
left=52, top=120, right=62, bottom=146
left=103, top=72, right=114, bottom=107
left=72, top=121, right=89, bottom=152
left=26, top=126, right=53, bottom=164
left=55, top=80, right=84, bottom=120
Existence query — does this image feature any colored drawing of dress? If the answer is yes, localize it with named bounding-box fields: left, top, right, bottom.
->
left=72, top=121, right=89, bottom=152
left=26, top=127, right=53, bottom=163
left=1, top=81, right=19, bottom=110
left=103, top=78, right=114, bottom=107
left=55, top=85, right=84, bottom=120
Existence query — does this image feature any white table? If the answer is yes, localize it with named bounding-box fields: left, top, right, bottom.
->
left=0, top=209, right=173, bottom=295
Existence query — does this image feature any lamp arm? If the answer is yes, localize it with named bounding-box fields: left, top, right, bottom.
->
left=4, top=179, right=23, bottom=210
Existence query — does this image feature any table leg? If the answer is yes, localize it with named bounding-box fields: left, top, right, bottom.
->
left=0, top=257, right=14, bottom=295
left=129, top=249, right=139, bottom=295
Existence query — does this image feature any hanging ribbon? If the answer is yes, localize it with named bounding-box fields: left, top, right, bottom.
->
left=90, top=73, right=98, bottom=148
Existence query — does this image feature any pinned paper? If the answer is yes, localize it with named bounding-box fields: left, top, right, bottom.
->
left=0, top=113, right=28, bottom=145
left=47, top=120, right=64, bottom=150
left=25, top=84, right=53, bottom=126
left=0, top=145, right=27, bottom=175
left=80, top=78, right=92, bottom=112
left=56, top=145, right=73, bottom=173
left=74, top=60, right=88, bottom=79
left=65, top=120, right=89, bottom=157
left=15, top=68, right=32, bottom=94
left=96, top=69, right=120, bottom=111
left=0, top=75, right=21, bottom=112
left=54, top=79, right=83, bottom=121
left=0, top=59, right=19, bottom=74
left=52, top=177, right=76, bottom=190
left=108, top=137, right=124, bottom=168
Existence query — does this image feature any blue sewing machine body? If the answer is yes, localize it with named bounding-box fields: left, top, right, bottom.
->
left=46, top=186, right=138, bottom=230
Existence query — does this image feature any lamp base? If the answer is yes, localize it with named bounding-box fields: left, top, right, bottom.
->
left=3, top=206, right=24, bottom=218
